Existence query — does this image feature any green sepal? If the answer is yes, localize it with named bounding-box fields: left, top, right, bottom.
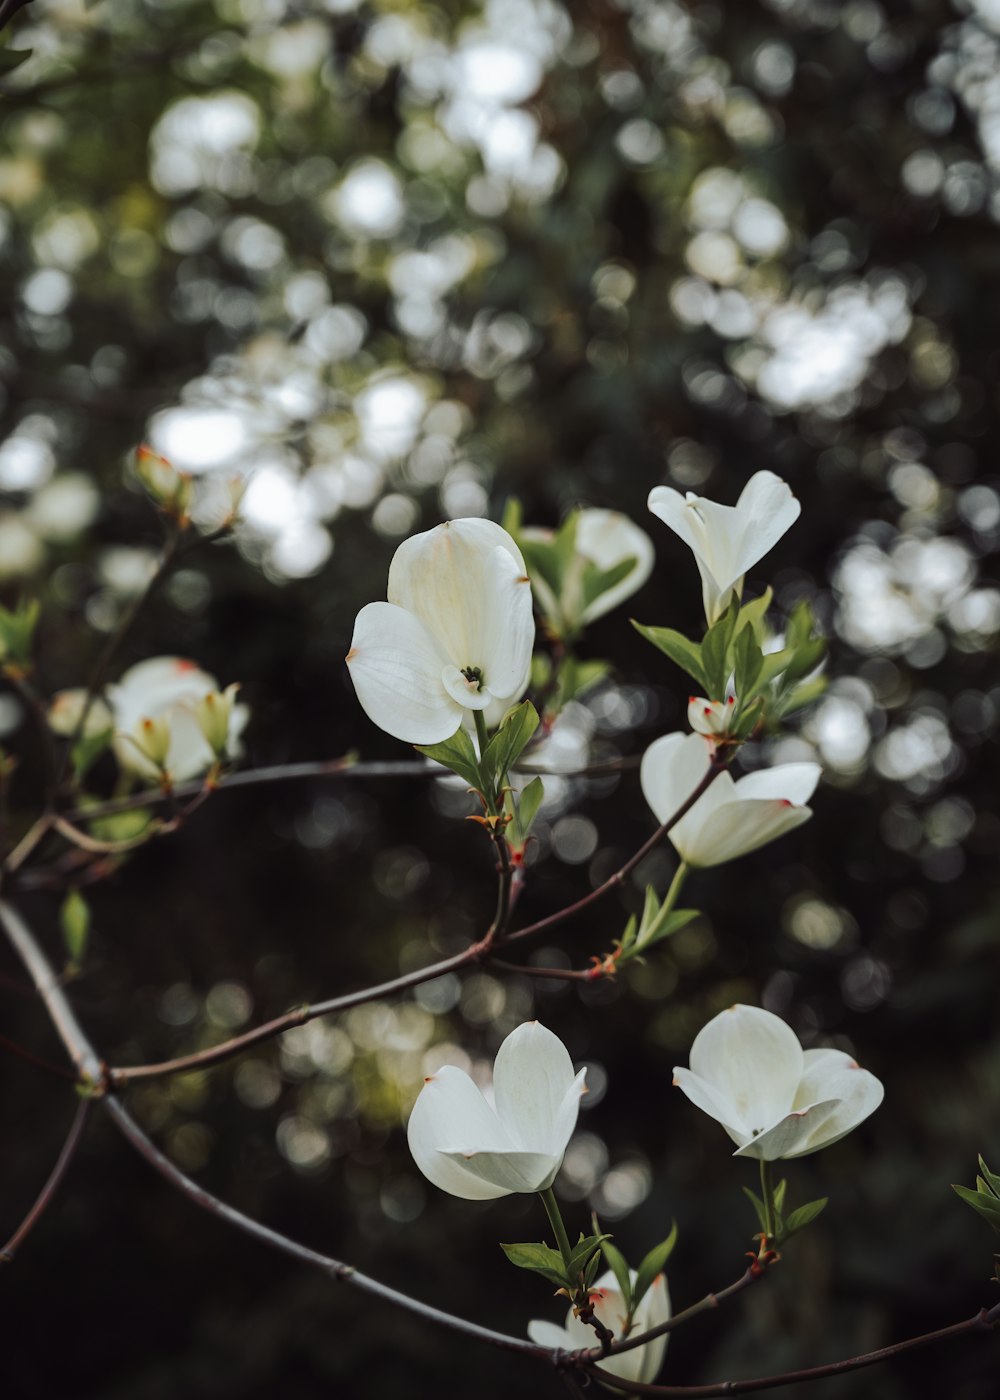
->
left=633, top=1221, right=677, bottom=1308
left=599, top=1239, right=633, bottom=1313
left=415, top=725, right=483, bottom=792
left=500, top=1241, right=570, bottom=1289
left=632, top=621, right=707, bottom=692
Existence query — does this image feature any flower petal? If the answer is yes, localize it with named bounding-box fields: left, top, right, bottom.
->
left=477, top=544, right=535, bottom=701
left=347, top=601, right=462, bottom=745
left=387, top=518, right=525, bottom=670
left=640, top=732, right=732, bottom=862
left=784, top=1048, right=884, bottom=1157
left=627, top=1272, right=672, bottom=1386
left=732, top=762, right=821, bottom=806
left=493, top=1021, right=584, bottom=1157
left=440, top=1147, right=562, bottom=1193
left=730, top=471, right=801, bottom=584
left=527, top=1320, right=574, bottom=1352
left=688, top=795, right=812, bottom=867
left=732, top=1099, right=841, bottom=1161
left=406, top=1066, right=514, bottom=1200
left=689, top=1005, right=803, bottom=1135
left=576, top=509, right=655, bottom=624
left=672, top=1067, right=750, bottom=1146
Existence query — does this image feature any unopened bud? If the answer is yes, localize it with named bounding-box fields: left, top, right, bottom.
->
left=135, top=445, right=193, bottom=525
left=687, top=694, right=737, bottom=738
left=192, top=683, right=241, bottom=759
left=127, top=715, right=172, bottom=771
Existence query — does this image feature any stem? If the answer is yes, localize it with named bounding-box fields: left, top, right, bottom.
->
left=661, top=860, right=688, bottom=920
left=0, top=1096, right=91, bottom=1263
left=759, top=1159, right=776, bottom=1244
left=473, top=710, right=494, bottom=810
left=583, top=1268, right=760, bottom=1362
left=503, top=760, right=725, bottom=948
left=540, top=1186, right=574, bottom=1270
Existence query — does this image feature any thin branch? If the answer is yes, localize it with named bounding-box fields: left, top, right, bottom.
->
left=580, top=1269, right=759, bottom=1363
left=0, top=901, right=103, bottom=1083
left=490, top=959, right=596, bottom=983
left=52, top=813, right=162, bottom=855
left=595, top=1304, right=1000, bottom=1396
left=503, top=756, right=727, bottom=947
left=2, top=814, right=53, bottom=876
left=0, top=1030, right=79, bottom=1082
left=0, top=1096, right=90, bottom=1263
left=60, top=754, right=637, bottom=828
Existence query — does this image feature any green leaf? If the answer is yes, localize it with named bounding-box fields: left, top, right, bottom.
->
left=735, top=588, right=773, bottom=640
left=482, top=700, right=539, bottom=792
left=635, top=908, right=700, bottom=953
left=785, top=599, right=814, bottom=650
left=0, top=599, right=40, bottom=665
left=772, top=1178, right=788, bottom=1218
left=632, top=622, right=707, bottom=691
left=71, top=727, right=114, bottom=783
left=733, top=625, right=764, bottom=698
left=600, top=1240, right=633, bottom=1314
left=559, top=657, right=611, bottom=704
left=633, top=1221, right=677, bottom=1308
left=978, top=1157, right=1000, bottom=1198
left=60, top=890, right=90, bottom=965
left=520, top=537, right=563, bottom=599
left=501, top=497, right=523, bottom=539
left=415, top=726, right=482, bottom=792
left=0, top=47, right=33, bottom=74
left=580, top=555, right=637, bottom=614
left=552, top=511, right=579, bottom=576
left=780, top=636, right=827, bottom=687
left=701, top=601, right=738, bottom=699
left=500, top=1241, right=569, bottom=1288
left=515, top=775, right=544, bottom=842
left=566, top=1231, right=613, bottom=1280
left=618, top=913, right=638, bottom=953
left=754, top=647, right=795, bottom=690
left=782, top=1197, right=828, bottom=1238
left=742, top=1186, right=769, bottom=1235
left=781, top=674, right=827, bottom=716
left=954, top=1184, right=1000, bottom=1234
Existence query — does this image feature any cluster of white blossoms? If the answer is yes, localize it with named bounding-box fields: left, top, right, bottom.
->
left=49, top=656, right=248, bottom=784
left=342, top=470, right=884, bottom=1385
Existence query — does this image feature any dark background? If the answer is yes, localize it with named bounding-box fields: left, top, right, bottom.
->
left=1, top=0, right=999, bottom=1395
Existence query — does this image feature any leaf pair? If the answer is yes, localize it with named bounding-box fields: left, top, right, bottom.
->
left=501, top=1230, right=611, bottom=1294
left=743, top=1179, right=828, bottom=1245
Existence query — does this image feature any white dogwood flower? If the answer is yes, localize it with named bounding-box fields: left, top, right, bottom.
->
left=528, top=1270, right=671, bottom=1385
left=673, top=1004, right=884, bottom=1160
left=407, top=1022, right=586, bottom=1200
left=108, top=657, right=248, bottom=782
left=640, top=732, right=819, bottom=867
left=522, top=508, right=654, bottom=632
left=648, top=471, right=800, bottom=623
left=347, top=518, right=534, bottom=745
left=687, top=695, right=737, bottom=738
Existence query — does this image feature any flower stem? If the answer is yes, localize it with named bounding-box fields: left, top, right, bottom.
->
left=539, top=1186, right=574, bottom=1272
left=759, top=1158, right=776, bottom=1244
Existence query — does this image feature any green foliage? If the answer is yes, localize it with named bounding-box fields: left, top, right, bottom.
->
left=60, top=889, right=90, bottom=966
left=953, top=1158, right=1000, bottom=1235
left=414, top=727, right=483, bottom=793
left=632, top=1221, right=678, bottom=1309
left=0, top=600, right=40, bottom=668
left=500, top=1231, right=611, bottom=1294
left=480, top=700, right=539, bottom=797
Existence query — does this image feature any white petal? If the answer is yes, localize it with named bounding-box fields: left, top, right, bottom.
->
left=647, top=486, right=711, bottom=566
left=406, top=1066, right=513, bottom=1200
left=441, top=664, right=491, bottom=710
left=730, top=471, right=801, bottom=583
left=732, top=762, right=821, bottom=806
left=732, top=1098, right=841, bottom=1161
left=477, top=544, right=535, bottom=700
left=672, top=1067, right=750, bottom=1146
left=784, top=1049, right=884, bottom=1157
left=440, top=1147, right=562, bottom=1193
left=387, top=518, right=524, bottom=669
left=689, top=1005, right=803, bottom=1136
left=576, top=509, right=655, bottom=624
left=493, top=1022, right=584, bottom=1156
left=688, top=796, right=812, bottom=866
left=527, top=1320, right=574, bottom=1352
left=640, top=732, right=735, bottom=862
left=347, top=601, right=462, bottom=745
left=628, top=1272, right=672, bottom=1385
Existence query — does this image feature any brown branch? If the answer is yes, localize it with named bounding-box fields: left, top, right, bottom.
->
left=0, top=1096, right=90, bottom=1263
left=594, top=1304, right=1000, bottom=1396
left=502, top=755, right=726, bottom=947
left=578, top=1268, right=760, bottom=1364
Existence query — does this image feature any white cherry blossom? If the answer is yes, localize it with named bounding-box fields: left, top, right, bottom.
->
left=648, top=471, right=800, bottom=623
left=640, top=732, right=819, bottom=867
left=407, top=1022, right=586, bottom=1200
left=347, top=518, right=534, bottom=745
left=673, top=1004, right=884, bottom=1160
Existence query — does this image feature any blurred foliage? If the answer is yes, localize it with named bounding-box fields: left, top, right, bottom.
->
left=2, top=0, right=1000, bottom=1396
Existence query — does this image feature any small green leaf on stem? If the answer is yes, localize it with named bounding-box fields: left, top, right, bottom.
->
left=500, top=1241, right=571, bottom=1289
left=414, top=726, right=483, bottom=792
left=632, top=1221, right=678, bottom=1308
left=60, top=890, right=91, bottom=966
left=632, top=622, right=707, bottom=692
left=600, top=1239, right=633, bottom=1313
left=781, top=1197, right=828, bottom=1239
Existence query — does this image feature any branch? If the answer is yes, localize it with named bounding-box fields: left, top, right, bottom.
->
left=502, top=755, right=726, bottom=947
left=594, top=1304, right=1000, bottom=1396
left=578, top=1269, right=760, bottom=1364
left=0, top=1096, right=90, bottom=1263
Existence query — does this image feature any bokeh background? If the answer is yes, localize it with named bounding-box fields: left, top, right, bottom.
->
left=2, top=0, right=1000, bottom=1395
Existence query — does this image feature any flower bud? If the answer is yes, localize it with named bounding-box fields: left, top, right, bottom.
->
left=687, top=694, right=737, bottom=738
left=128, top=715, right=172, bottom=771
left=135, top=445, right=193, bottom=525
left=193, top=683, right=241, bottom=759
left=48, top=688, right=113, bottom=738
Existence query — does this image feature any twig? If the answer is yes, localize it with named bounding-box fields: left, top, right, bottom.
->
left=580, top=1270, right=759, bottom=1363
left=595, top=1304, right=1000, bottom=1396
left=2, top=814, right=53, bottom=876
left=0, top=1096, right=90, bottom=1263
left=503, top=756, right=726, bottom=947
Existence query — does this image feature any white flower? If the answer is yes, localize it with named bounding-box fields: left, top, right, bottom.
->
left=673, top=1004, right=884, bottom=1160
left=647, top=471, right=800, bottom=623
left=528, top=1270, right=671, bottom=1385
left=48, top=688, right=113, bottom=739
left=687, top=695, right=737, bottom=738
left=107, top=657, right=249, bottom=782
left=347, top=518, right=534, bottom=746
left=522, top=508, right=655, bottom=631
left=407, top=1022, right=586, bottom=1200
left=640, top=732, right=819, bottom=868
